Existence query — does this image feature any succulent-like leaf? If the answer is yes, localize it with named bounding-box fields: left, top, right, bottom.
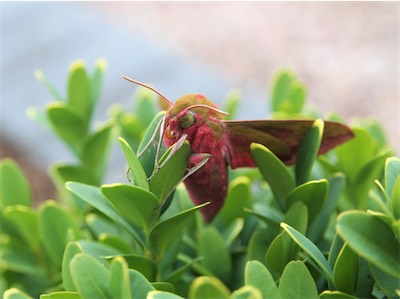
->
left=189, top=276, right=230, bottom=299
left=128, top=269, right=155, bottom=299
left=336, top=211, right=400, bottom=278
left=101, top=183, right=159, bottom=233
left=148, top=203, right=209, bottom=258
left=38, top=201, right=79, bottom=268
left=251, top=143, right=295, bottom=210
left=244, top=260, right=279, bottom=299
left=119, top=137, right=149, bottom=190
left=109, top=256, right=131, bottom=299
left=66, top=182, right=146, bottom=248
left=219, top=176, right=252, bottom=225
left=62, top=242, right=83, bottom=292
left=67, top=60, right=91, bottom=119
left=281, top=222, right=334, bottom=284
left=295, top=119, right=324, bottom=185
left=0, top=159, right=31, bottom=208
left=70, top=253, right=110, bottom=299
left=333, top=243, right=359, bottom=294
left=198, top=226, right=232, bottom=283
left=278, top=260, right=318, bottom=299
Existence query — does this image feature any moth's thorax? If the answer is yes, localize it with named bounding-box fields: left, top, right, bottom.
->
left=164, top=94, right=225, bottom=147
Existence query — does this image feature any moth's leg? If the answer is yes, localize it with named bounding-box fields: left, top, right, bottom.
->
left=137, top=115, right=165, bottom=159
left=159, top=153, right=210, bottom=209
left=148, top=133, right=188, bottom=180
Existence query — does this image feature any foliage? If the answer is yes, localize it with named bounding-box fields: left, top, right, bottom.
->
left=0, top=61, right=399, bottom=299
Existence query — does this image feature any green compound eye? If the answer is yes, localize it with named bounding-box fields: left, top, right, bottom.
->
left=179, top=112, right=195, bottom=128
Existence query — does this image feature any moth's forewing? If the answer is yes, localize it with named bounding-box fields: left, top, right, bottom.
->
left=224, top=120, right=353, bottom=167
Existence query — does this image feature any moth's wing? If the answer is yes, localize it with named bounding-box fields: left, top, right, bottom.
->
left=223, top=120, right=353, bottom=168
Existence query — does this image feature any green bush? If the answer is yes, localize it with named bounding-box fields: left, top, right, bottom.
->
left=0, top=61, right=398, bottom=299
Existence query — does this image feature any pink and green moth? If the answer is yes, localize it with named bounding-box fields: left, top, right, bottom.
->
left=124, top=76, right=354, bottom=222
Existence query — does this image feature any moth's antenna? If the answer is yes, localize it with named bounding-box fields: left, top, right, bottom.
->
left=187, top=104, right=230, bottom=116
left=122, top=75, right=174, bottom=107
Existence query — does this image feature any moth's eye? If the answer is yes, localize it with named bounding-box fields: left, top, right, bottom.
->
left=179, top=112, right=195, bottom=128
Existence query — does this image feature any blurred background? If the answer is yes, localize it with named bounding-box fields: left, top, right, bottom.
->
left=0, top=2, right=398, bottom=202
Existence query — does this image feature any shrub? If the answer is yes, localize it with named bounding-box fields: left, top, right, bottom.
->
left=0, top=60, right=398, bottom=299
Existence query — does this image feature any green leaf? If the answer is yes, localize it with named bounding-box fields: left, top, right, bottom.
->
left=336, top=211, right=400, bottom=278
left=0, top=247, right=40, bottom=275
left=286, top=179, right=328, bottom=223
left=247, top=228, right=279, bottom=262
left=353, top=149, right=391, bottom=209
left=67, top=60, right=91, bottom=119
left=3, top=288, right=33, bottom=299
left=101, top=183, right=159, bottom=233
left=90, top=58, right=107, bottom=110
left=147, top=290, right=185, bottom=299
left=219, top=176, right=252, bottom=225
left=369, top=262, right=400, bottom=298
left=110, top=256, right=131, bottom=299
left=38, top=200, right=79, bottom=268
left=128, top=269, right=155, bottom=299
left=148, top=141, right=190, bottom=203
left=78, top=240, right=123, bottom=262
left=118, top=254, right=156, bottom=281
left=320, top=290, right=359, bottom=299
left=70, top=253, right=110, bottom=299
left=385, top=157, right=400, bottom=199
left=198, top=226, right=232, bottom=283
left=327, top=234, right=344, bottom=274
left=52, top=164, right=98, bottom=186
left=34, top=69, right=63, bottom=101
left=333, top=243, right=359, bottom=294
left=85, top=213, right=125, bottom=239
left=270, top=70, right=306, bottom=114
left=281, top=222, right=334, bottom=284
left=244, top=260, right=279, bottom=299
left=337, top=127, right=376, bottom=182
left=295, top=119, right=324, bottom=185
left=99, top=234, right=133, bottom=253
left=119, top=137, right=149, bottom=190
left=62, top=242, right=83, bottom=292
left=265, top=202, right=307, bottom=276
left=230, top=286, right=263, bottom=299
left=222, top=89, right=241, bottom=120
left=0, top=158, right=31, bottom=208
left=3, top=205, right=39, bottom=251
left=265, top=231, right=295, bottom=276
left=251, top=143, right=295, bottom=210
left=308, top=174, right=346, bottom=242
left=151, top=282, right=175, bottom=293
left=392, top=176, right=400, bottom=219
left=82, top=122, right=114, bottom=180
left=278, top=261, right=318, bottom=299
left=222, top=218, right=244, bottom=247
left=134, top=87, right=157, bottom=127
left=148, top=203, right=209, bottom=258
left=189, top=276, right=230, bottom=299
left=137, top=112, right=167, bottom=177
left=47, top=103, right=87, bottom=154
left=40, top=292, right=80, bottom=299
left=66, top=182, right=146, bottom=248
left=284, top=201, right=308, bottom=235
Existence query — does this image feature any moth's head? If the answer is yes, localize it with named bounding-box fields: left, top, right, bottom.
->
left=165, top=94, right=227, bottom=140
left=121, top=76, right=228, bottom=142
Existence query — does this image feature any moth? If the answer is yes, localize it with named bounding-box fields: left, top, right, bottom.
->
left=124, top=76, right=353, bottom=222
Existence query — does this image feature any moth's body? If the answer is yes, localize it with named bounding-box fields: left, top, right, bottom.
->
left=163, top=94, right=353, bottom=222
left=164, top=94, right=231, bottom=222
left=122, top=76, right=353, bottom=223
